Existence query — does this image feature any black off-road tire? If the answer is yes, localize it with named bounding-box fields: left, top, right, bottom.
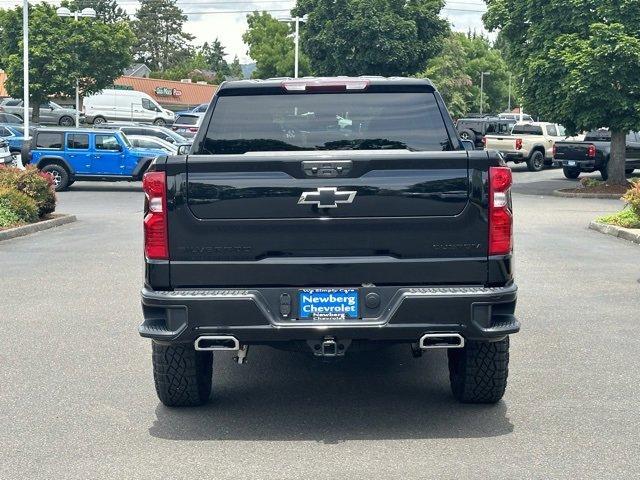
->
left=625, top=168, right=635, bottom=175
left=563, top=167, right=580, bottom=179
left=458, top=129, right=475, bottom=142
left=152, top=342, right=213, bottom=407
left=600, top=168, right=609, bottom=181
left=41, top=164, right=70, bottom=191
left=526, top=150, right=545, bottom=172
left=448, top=337, right=510, bottom=404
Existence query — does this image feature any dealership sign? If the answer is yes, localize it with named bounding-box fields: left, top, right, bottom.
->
left=154, top=86, right=182, bottom=97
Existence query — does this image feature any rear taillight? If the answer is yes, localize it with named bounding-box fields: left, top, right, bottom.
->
left=142, top=171, right=168, bottom=260
left=189, top=127, right=198, bottom=132
left=489, top=166, right=513, bottom=256
left=587, top=144, right=596, bottom=158
left=552, top=144, right=557, bottom=157
left=515, top=138, right=523, bottom=150
left=482, top=136, right=487, bottom=146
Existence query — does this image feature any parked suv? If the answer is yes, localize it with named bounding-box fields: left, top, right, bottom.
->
left=25, top=128, right=166, bottom=190
left=0, top=99, right=81, bottom=126
left=456, top=117, right=515, bottom=148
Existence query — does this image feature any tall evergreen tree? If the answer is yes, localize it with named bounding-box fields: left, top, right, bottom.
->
left=228, top=55, right=244, bottom=79
left=132, top=0, right=194, bottom=71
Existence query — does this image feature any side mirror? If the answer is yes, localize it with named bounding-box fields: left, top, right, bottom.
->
left=177, top=144, right=190, bottom=155
left=165, top=136, right=175, bottom=143
left=461, top=139, right=475, bottom=151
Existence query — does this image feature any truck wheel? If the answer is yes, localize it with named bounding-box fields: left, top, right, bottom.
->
left=92, top=116, right=106, bottom=125
left=448, top=337, right=509, bottom=404
left=41, top=164, right=70, bottom=191
left=526, top=151, right=545, bottom=172
left=562, top=167, right=580, bottom=179
left=458, top=129, right=474, bottom=141
left=153, top=118, right=166, bottom=126
left=600, top=168, right=609, bottom=181
left=152, top=342, right=212, bottom=407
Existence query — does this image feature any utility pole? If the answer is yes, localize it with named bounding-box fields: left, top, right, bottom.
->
left=56, top=7, right=96, bottom=127
left=508, top=74, right=511, bottom=112
left=278, top=15, right=308, bottom=78
left=22, top=0, right=29, bottom=138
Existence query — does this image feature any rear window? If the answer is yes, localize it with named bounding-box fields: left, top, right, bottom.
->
left=200, top=92, right=452, bottom=154
left=36, top=132, right=63, bottom=149
left=176, top=114, right=199, bottom=126
left=512, top=124, right=543, bottom=135
left=584, top=130, right=611, bottom=141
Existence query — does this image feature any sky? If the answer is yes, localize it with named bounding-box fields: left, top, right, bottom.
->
left=2, top=0, right=489, bottom=63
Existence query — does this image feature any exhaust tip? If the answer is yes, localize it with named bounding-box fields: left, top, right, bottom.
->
left=419, top=333, right=465, bottom=350
left=194, top=335, right=240, bottom=351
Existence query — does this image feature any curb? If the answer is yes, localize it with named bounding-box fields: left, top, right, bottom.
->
left=0, top=214, right=77, bottom=242
left=589, top=221, right=640, bottom=245
left=553, top=189, right=622, bottom=199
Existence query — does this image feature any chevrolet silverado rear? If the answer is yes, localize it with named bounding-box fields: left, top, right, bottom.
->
left=139, top=77, right=519, bottom=407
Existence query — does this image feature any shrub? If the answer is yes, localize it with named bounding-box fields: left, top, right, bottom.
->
left=0, top=187, right=38, bottom=227
left=0, top=166, right=56, bottom=216
left=596, top=208, right=640, bottom=229
left=580, top=177, right=602, bottom=188
left=622, top=181, right=640, bottom=215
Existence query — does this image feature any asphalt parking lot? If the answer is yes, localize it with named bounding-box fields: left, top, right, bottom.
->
left=1, top=166, right=639, bottom=479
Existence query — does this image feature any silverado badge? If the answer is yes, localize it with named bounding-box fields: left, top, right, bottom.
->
left=298, top=187, right=357, bottom=208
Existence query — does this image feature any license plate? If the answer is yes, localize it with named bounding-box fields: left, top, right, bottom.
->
left=177, top=128, right=188, bottom=133
left=299, top=289, right=359, bottom=320
left=567, top=161, right=576, bottom=166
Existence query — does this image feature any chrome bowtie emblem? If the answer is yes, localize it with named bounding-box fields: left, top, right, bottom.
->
left=298, top=187, right=357, bottom=208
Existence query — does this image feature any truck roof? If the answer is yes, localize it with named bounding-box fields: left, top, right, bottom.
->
left=218, top=76, right=436, bottom=93
left=34, top=127, right=120, bottom=134
left=513, top=121, right=557, bottom=127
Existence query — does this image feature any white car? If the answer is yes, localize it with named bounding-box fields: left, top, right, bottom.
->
left=83, top=89, right=175, bottom=126
left=126, top=135, right=178, bottom=154
left=0, top=139, right=13, bottom=166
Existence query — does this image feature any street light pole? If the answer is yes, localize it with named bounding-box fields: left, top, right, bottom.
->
left=479, top=71, right=491, bottom=116
left=508, top=74, right=511, bottom=112
left=22, top=0, right=29, bottom=138
left=56, top=7, right=96, bottom=127
left=278, top=15, right=308, bottom=78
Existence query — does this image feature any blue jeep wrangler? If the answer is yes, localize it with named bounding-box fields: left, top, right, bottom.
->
left=25, top=128, right=166, bottom=191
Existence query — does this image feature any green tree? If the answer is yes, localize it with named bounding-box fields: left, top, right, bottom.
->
left=484, top=0, right=640, bottom=185
left=420, top=32, right=515, bottom=118
left=62, top=0, right=129, bottom=23
left=0, top=3, right=134, bottom=123
left=201, top=38, right=228, bottom=74
left=293, top=0, right=449, bottom=76
left=132, top=0, right=194, bottom=71
left=228, top=55, right=244, bottom=79
left=242, top=11, right=310, bottom=78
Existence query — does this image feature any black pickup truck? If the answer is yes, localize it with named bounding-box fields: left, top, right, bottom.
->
left=139, top=77, right=519, bottom=407
left=554, top=130, right=640, bottom=179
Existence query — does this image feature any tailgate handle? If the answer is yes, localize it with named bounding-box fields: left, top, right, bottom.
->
left=302, top=160, right=352, bottom=178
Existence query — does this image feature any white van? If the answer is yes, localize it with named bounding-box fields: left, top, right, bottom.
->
left=83, top=89, right=175, bottom=126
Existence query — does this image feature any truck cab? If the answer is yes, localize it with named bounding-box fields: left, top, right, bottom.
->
left=27, top=128, right=165, bottom=190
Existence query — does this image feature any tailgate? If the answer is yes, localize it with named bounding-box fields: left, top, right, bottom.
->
left=554, top=142, right=590, bottom=160
left=166, top=150, right=491, bottom=288
left=485, top=136, right=515, bottom=151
